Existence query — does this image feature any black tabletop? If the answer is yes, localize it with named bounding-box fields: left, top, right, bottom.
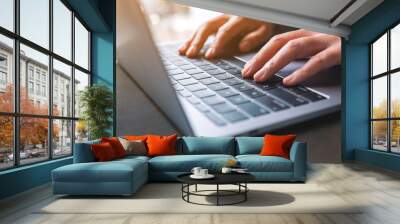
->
left=177, top=172, right=255, bottom=185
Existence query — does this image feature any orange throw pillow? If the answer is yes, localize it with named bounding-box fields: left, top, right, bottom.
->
left=146, top=134, right=177, bottom=157
left=124, top=135, right=148, bottom=141
left=260, top=134, right=296, bottom=159
left=91, top=142, right=117, bottom=162
left=101, top=137, right=127, bottom=158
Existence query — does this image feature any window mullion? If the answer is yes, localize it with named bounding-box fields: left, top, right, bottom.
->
left=388, top=30, right=391, bottom=153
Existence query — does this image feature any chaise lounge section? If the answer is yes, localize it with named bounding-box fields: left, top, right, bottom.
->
left=52, top=137, right=307, bottom=196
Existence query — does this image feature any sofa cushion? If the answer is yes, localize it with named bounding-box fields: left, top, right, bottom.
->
left=260, top=134, right=296, bottom=159
left=180, top=137, right=235, bottom=155
left=91, top=142, right=118, bottom=161
left=101, top=137, right=127, bottom=158
left=149, top=154, right=235, bottom=172
left=235, top=137, right=263, bottom=155
left=236, top=155, right=293, bottom=172
left=147, top=134, right=177, bottom=157
left=53, top=158, right=148, bottom=183
left=73, top=139, right=100, bottom=163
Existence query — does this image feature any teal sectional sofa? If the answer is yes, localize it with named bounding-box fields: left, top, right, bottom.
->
left=52, top=137, right=307, bottom=196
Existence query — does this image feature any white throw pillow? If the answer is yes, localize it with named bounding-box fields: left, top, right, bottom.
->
left=118, top=137, right=147, bottom=156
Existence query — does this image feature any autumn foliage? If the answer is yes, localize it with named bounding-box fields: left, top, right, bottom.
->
left=0, top=85, right=59, bottom=151
left=372, top=99, right=400, bottom=142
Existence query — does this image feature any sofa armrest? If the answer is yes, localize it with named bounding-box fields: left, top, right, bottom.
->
left=74, top=141, right=98, bottom=163
left=289, top=141, right=307, bottom=181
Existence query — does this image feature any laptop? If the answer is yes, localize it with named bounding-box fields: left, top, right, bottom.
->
left=116, top=0, right=341, bottom=136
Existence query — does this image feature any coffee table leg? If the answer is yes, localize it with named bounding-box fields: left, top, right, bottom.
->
left=216, top=184, right=219, bottom=206
left=245, top=183, right=247, bottom=201
left=195, top=184, right=198, bottom=192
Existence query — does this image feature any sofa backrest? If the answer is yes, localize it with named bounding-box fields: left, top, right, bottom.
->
left=235, top=137, right=263, bottom=155
left=179, top=137, right=235, bottom=155
left=73, top=139, right=100, bottom=163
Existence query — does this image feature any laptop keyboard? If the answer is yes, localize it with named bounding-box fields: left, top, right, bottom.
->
left=159, top=46, right=327, bottom=127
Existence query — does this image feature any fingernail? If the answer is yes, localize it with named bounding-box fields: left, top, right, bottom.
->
left=242, top=66, right=251, bottom=77
left=283, top=77, right=292, bottom=86
left=253, top=72, right=264, bottom=81
left=205, top=48, right=215, bottom=58
left=186, top=46, right=196, bottom=57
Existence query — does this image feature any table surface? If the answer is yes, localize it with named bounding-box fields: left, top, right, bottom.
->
left=177, top=172, right=255, bottom=185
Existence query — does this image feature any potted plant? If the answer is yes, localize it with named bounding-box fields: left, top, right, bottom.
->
left=79, top=84, right=113, bottom=140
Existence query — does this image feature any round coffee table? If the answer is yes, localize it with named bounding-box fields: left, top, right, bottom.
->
left=177, top=173, right=255, bottom=206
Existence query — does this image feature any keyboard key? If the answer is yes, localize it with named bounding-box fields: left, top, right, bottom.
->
left=208, top=83, right=228, bottom=91
left=195, top=104, right=209, bottom=112
left=186, top=96, right=200, bottom=104
left=193, top=89, right=216, bottom=98
left=301, top=91, right=326, bottom=102
left=207, top=69, right=226, bottom=76
left=186, top=68, right=203, bottom=75
left=178, top=78, right=198, bottom=86
left=216, top=88, right=239, bottom=97
left=186, top=83, right=206, bottom=92
left=256, top=96, right=289, bottom=111
left=233, top=84, right=253, bottom=92
left=268, top=88, right=308, bottom=106
left=173, top=73, right=191, bottom=80
left=212, top=103, right=236, bottom=114
left=164, top=65, right=178, bottom=71
left=167, top=69, right=184, bottom=76
left=214, top=73, right=234, bottom=80
left=227, top=95, right=250, bottom=105
left=224, top=111, right=248, bottom=123
left=170, top=79, right=177, bottom=85
left=204, top=112, right=226, bottom=126
left=199, top=64, right=217, bottom=71
left=200, top=78, right=219, bottom=85
left=202, top=96, right=225, bottom=105
left=242, top=89, right=265, bottom=98
left=223, top=78, right=243, bottom=86
left=288, top=86, right=326, bottom=102
left=180, top=64, right=196, bottom=70
left=191, top=60, right=209, bottom=66
left=225, top=68, right=242, bottom=76
left=192, top=72, right=211, bottom=80
left=179, top=90, right=192, bottom=97
left=173, top=84, right=184, bottom=91
left=217, top=63, right=235, bottom=70
left=238, top=102, right=269, bottom=117
left=173, top=60, right=190, bottom=66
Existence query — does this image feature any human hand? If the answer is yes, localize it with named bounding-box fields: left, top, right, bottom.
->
left=242, top=29, right=341, bottom=86
left=179, top=15, right=274, bottom=59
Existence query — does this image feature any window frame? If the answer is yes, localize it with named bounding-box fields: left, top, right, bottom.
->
left=0, top=0, right=92, bottom=171
left=370, top=21, right=400, bottom=154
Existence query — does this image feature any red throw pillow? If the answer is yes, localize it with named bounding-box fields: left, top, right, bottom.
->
left=260, top=134, right=296, bottom=159
left=91, top=142, right=117, bottom=162
left=146, top=134, right=177, bottom=157
left=101, top=137, right=127, bottom=158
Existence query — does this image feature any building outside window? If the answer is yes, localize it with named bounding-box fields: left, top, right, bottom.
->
left=0, top=0, right=91, bottom=170
left=370, top=22, right=400, bottom=154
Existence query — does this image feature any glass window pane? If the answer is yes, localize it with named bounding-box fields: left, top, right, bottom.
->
left=74, top=69, right=89, bottom=118
left=20, top=0, right=49, bottom=49
left=75, top=120, right=88, bottom=143
left=74, top=18, right=89, bottom=70
left=391, top=72, right=400, bottom=118
left=372, top=76, right=387, bottom=119
left=0, top=116, right=14, bottom=170
left=0, top=0, right=14, bottom=31
left=53, top=0, right=72, bottom=60
left=20, top=44, right=49, bottom=115
left=391, top=120, right=400, bottom=153
left=372, top=121, right=388, bottom=151
left=372, top=33, right=387, bottom=76
left=391, top=24, right=400, bottom=70
left=53, top=119, right=72, bottom=157
left=0, top=35, right=14, bottom=112
left=53, top=59, right=72, bottom=117
left=20, top=117, right=49, bottom=165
